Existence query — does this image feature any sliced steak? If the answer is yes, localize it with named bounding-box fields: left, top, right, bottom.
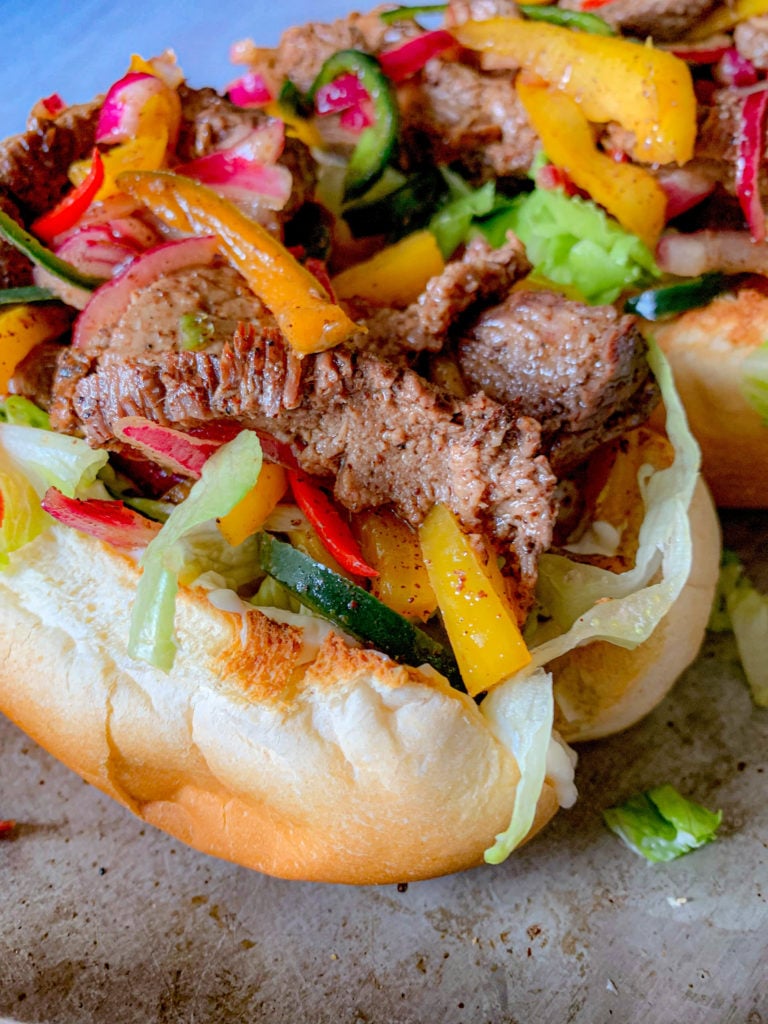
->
left=398, top=60, right=539, bottom=180
left=734, top=16, right=768, bottom=71
left=350, top=235, right=530, bottom=359
left=7, top=341, right=62, bottom=407
left=0, top=193, right=33, bottom=287
left=0, top=100, right=101, bottom=218
left=557, top=0, right=718, bottom=41
left=456, top=290, right=660, bottom=471
left=46, top=326, right=555, bottom=612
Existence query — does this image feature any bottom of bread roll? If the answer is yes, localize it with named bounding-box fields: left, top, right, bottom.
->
left=0, top=478, right=719, bottom=883
left=552, top=478, right=721, bottom=742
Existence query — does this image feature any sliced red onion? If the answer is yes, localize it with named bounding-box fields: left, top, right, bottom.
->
left=227, top=70, right=273, bottom=107
left=73, top=235, right=220, bottom=348
left=174, top=122, right=291, bottom=209
left=378, top=30, right=455, bottom=83
left=56, top=194, right=162, bottom=250
left=657, top=229, right=768, bottom=276
left=656, top=166, right=717, bottom=221
left=96, top=71, right=179, bottom=146
left=714, top=48, right=759, bottom=87
left=315, top=72, right=369, bottom=116
left=113, top=417, right=222, bottom=478
left=41, top=486, right=162, bottom=549
left=176, top=155, right=292, bottom=208
left=736, top=88, right=768, bottom=242
left=55, top=225, right=142, bottom=278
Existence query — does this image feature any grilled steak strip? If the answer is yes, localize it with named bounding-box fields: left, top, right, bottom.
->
left=40, top=324, right=555, bottom=612
left=456, top=290, right=660, bottom=473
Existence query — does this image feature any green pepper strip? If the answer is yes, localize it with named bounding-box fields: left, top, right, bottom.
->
left=379, top=4, right=448, bottom=23
left=0, top=209, right=105, bottom=291
left=624, top=273, right=731, bottom=320
left=256, top=533, right=466, bottom=692
left=518, top=5, right=616, bottom=36
left=308, top=50, right=400, bottom=202
left=0, top=285, right=57, bottom=306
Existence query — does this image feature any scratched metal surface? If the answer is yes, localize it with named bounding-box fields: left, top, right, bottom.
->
left=0, top=2, right=767, bottom=1021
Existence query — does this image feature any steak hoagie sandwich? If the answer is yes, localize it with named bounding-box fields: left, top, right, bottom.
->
left=0, top=6, right=723, bottom=883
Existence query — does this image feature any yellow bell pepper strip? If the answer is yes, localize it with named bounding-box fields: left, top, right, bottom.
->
left=689, top=0, right=768, bottom=40
left=70, top=122, right=170, bottom=200
left=332, top=229, right=445, bottom=306
left=419, top=503, right=531, bottom=698
left=118, top=170, right=360, bottom=354
left=218, top=463, right=287, bottom=546
left=0, top=304, right=72, bottom=392
left=516, top=78, right=668, bottom=247
left=354, top=508, right=437, bottom=622
left=453, top=18, right=697, bottom=166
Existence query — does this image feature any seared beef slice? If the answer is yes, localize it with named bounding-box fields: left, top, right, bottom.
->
left=456, top=290, right=660, bottom=472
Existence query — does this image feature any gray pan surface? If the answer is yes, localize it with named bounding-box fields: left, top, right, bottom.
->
left=0, top=3, right=766, bottom=1020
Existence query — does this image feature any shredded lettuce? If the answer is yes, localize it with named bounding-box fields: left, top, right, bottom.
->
left=429, top=170, right=496, bottom=258
left=603, top=785, right=721, bottom=862
left=742, top=339, right=768, bottom=422
left=481, top=667, right=559, bottom=863
left=128, top=430, right=263, bottom=671
left=530, top=339, right=699, bottom=662
left=0, top=421, right=108, bottom=498
left=477, top=186, right=659, bottom=304
left=710, top=551, right=768, bottom=707
left=0, top=448, right=49, bottom=567
left=0, top=396, right=51, bottom=429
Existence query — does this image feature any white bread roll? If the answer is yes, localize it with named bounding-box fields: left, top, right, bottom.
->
left=649, top=286, right=768, bottom=508
left=0, top=522, right=559, bottom=884
left=552, top=478, right=721, bottom=742
left=0, top=475, right=720, bottom=883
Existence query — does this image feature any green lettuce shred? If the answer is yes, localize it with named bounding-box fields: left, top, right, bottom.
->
left=128, top=430, right=263, bottom=671
left=709, top=551, right=768, bottom=707
left=0, top=396, right=51, bottom=429
left=0, top=421, right=108, bottom=499
left=481, top=667, right=555, bottom=864
left=478, top=185, right=659, bottom=304
left=603, top=785, right=722, bottom=862
left=429, top=169, right=496, bottom=258
left=530, top=339, right=699, bottom=661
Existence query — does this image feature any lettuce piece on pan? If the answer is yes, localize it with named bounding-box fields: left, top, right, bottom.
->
left=603, top=785, right=721, bottom=863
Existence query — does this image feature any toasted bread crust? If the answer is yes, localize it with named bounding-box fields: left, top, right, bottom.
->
left=649, top=286, right=768, bottom=508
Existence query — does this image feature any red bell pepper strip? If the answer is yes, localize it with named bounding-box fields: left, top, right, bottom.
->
left=30, top=149, right=105, bottom=245
left=40, top=93, right=65, bottom=116
left=580, top=0, right=613, bottom=9
left=670, top=44, right=731, bottom=65
left=736, top=89, right=768, bottom=242
left=378, top=30, right=455, bottom=83
left=41, top=488, right=162, bottom=549
left=287, top=469, right=379, bottom=578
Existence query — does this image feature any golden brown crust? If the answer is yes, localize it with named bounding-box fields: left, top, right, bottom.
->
left=0, top=524, right=558, bottom=883
left=649, top=286, right=768, bottom=508
left=0, top=471, right=720, bottom=881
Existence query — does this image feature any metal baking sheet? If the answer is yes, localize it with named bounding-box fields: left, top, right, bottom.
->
left=1, top=3, right=767, bottom=1020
